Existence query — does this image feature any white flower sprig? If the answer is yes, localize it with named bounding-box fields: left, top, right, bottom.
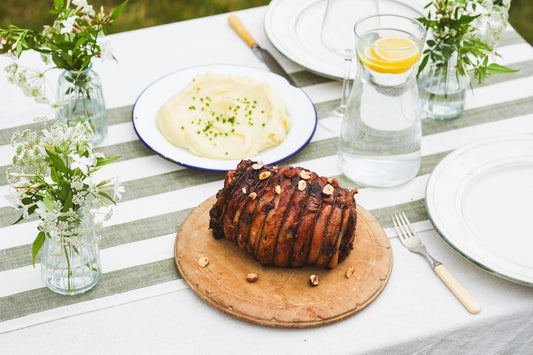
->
left=6, top=121, right=123, bottom=265
left=0, top=0, right=127, bottom=105
left=418, top=0, right=517, bottom=83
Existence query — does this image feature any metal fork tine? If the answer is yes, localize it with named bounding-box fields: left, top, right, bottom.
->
left=400, top=211, right=416, bottom=236
left=392, top=213, right=408, bottom=242
left=391, top=214, right=401, bottom=238
left=395, top=213, right=406, bottom=237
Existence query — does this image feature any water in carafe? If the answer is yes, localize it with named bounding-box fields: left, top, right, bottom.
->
left=338, top=15, right=426, bottom=187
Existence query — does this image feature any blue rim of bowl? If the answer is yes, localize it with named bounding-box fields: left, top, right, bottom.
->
left=131, top=64, right=317, bottom=172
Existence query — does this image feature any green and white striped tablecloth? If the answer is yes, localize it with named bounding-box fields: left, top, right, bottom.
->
left=1, top=17, right=532, bottom=334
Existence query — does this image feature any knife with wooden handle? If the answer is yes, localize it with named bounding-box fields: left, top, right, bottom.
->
left=228, top=15, right=296, bottom=86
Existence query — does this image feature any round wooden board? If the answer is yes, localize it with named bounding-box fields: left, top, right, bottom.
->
left=174, top=196, right=392, bottom=328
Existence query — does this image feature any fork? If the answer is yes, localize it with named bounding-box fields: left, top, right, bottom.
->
left=392, top=212, right=481, bottom=314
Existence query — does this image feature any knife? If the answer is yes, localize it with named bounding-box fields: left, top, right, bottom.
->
left=228, top=15, right=296, bottom=86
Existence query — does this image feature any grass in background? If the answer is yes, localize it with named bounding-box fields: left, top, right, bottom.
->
left=0, top=0, right=271, bottom=33
left=91, top=0, right=271, bottom=31
left=509, top=0, right=532, bottom=44
left=0, top=0, right=530, bottom=43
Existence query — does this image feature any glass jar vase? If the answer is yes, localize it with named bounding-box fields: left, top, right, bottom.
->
left=41, top=221, right=101, bottom=296
left=56, top=64, right=108, bottom=145
left=418, top=44, right=467, bottom=120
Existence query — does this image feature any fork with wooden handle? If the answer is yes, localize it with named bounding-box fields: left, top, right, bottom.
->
left=392, top=212, right=481, bottom=314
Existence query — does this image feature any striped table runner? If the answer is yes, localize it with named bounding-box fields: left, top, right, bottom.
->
left=1, top=25, right=532, bottom=333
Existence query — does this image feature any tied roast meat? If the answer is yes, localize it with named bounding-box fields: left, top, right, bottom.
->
left=209, top=160, right=358, bottom=269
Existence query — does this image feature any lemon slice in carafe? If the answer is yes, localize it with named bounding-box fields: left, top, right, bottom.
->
left=359, top=36, right=421, bottom=74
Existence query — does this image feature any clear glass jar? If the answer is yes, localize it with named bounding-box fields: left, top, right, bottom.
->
left=56, top=64, right=108, bottom=145
left=418, top=44, right=467, bottom=120
left=41, top=220, right=101, bottom=296
left=338, top=15, right=426, bottom=187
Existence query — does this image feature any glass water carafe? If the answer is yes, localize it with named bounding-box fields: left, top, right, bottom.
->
left=338, top=15, right=426, bottom=187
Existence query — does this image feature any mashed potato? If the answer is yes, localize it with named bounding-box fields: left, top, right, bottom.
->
left=156, top=72, right=291, bottom=160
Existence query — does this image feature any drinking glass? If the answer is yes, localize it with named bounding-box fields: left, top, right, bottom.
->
left=338, top=14, right=426, bottom=187
left=321, top=0, right=378, bottom=116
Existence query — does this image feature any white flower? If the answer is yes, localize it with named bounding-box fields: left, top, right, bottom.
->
left=83, top=175, right=101, bottom=196
left=85, top=5, right=95, bottom=16
left=111, top=177, right=125, bottom=200
left=97, top=38, right=114, bottom=61
left=7, top=188, right=32, bottom=219
left=70, top=153, right=96, bottom=174
left=5, top=188, right=21, bottom=209
left=4, top=62, right=18, bottom=76
left=73, top=0, right=89, bottom=8
left=73, top=0, right=95, bottom=16
left=72, top=192, right=85, bottom=205
left=45, top=124, right=75, bottom=145
left=82, top=175, right=96, bottom=187
left=43, top=175, right=54, bottom=186
left=25, top=67, right=51, bottom=103
left=468, top=0, right=509, bottom=50
left=35, top=200, right=58, bottom=222
left=73, top=0, right=88, bottom=6
left=70, top=177, right=85, bottom=190
left=4, top=64, right=50, bottom=104
left=60, top=16, right=77, bottom=34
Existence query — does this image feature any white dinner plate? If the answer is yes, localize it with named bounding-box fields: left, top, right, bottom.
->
left=426, top=135, right=533, bottom=286
left=132, top=65, right=317, bottom=172
left=264, top=0, right=424, bottom=79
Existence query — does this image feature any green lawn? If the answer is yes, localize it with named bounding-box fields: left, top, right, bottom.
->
left=1, top=0, right=530, bottom=44
left=0, top=0, right=271, bottom=32
left=509, top=0, right=532, bottom=44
